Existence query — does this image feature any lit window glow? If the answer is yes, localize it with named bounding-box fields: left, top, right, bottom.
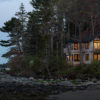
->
left=74, top=43, right=78, bottom=50
left=94, top=41, right=100, bottom=49
left=67, top=56, right=70, bottom=61
left=94, top=53, right=100, bottom=61
left=74, top=54, right=80, bottom=61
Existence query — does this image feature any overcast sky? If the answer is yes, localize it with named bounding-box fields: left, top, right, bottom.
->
left=0, top=0, right=32, bottom=64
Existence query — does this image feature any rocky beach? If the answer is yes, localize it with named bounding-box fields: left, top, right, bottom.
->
left=0, top=72, right=99, bottom=100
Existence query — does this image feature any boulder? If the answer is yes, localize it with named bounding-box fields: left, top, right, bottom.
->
left=29, top=77, right=35, bottom=81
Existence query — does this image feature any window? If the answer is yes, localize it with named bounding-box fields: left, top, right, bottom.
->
left=94, top=43, right=98, bottom=49
left=98, top=54, right=100, bottom=60
left=93, top=53, right=100, bottom=61
left=85, top=43, right=89, bottom=49
left=94, top=54, right=98, bottom=60
left=85, top=54, right=89, bottom=61
left=74, top=54, right=80, bottom=61
left=67, top=56, right=70, bottom=61
left=94, top=41, right=100, bottom=49
left=74, top=43, right=78, bottom=50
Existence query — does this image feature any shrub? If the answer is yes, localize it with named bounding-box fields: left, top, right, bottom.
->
left=8, top=56, right=26, bottom=75
left=48, top=56, right=69, bottom=77
left=8, top=55, right=100, bottom=79
left=66, top=61, right=100, bottom=79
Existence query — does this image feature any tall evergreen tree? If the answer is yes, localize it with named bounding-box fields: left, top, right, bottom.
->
left=0, top=17, right=22, bottom=58
left=0, top=3, right=27, bottom=58
left=15, top=3, right=27, bottom=54
left=26, top=0, right=56, bottom=56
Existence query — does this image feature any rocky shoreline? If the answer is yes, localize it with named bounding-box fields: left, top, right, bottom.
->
left=0, top=81, right=89, bottom=100
left=0, top=72, right=99, bottom=100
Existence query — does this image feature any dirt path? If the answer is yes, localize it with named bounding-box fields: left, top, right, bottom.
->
left=48, top=85, right=100, bottom=100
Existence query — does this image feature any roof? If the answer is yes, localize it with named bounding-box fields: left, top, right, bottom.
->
left=66, top=35, right=100, bottom=43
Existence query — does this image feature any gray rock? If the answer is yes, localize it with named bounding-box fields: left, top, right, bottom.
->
left=92, top=78, right=97, bottom=83
left=43, top=81, right=49, bottom=86
left=58, top=80, right=74, bottom=86
left=29, top=77, right=35, bottom=81
left=82, top=81, right=94, bottom=86
left=75, top=79, right=82, bottom=82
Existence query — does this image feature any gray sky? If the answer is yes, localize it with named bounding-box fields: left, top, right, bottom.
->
left=0, top=0, right=32, bottom=64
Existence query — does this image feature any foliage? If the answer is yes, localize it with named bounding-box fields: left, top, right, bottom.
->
left=48, top=56, right=68, bottom=76
left=65, top=61, right=100, bottom=79
left=7, top=53, right=100, bottom=79
left=1, top=0, right=100, bottom=80
left=0, top=3, right=27, bottom=58
left=24, top=56, right=45, bottom=75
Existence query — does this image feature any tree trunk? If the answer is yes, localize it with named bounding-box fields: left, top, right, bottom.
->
left=91, top=15, right=95, bottom=36
left=79, top=24, right=84, bottom=65
left=50, top=31, right=54, bottom=56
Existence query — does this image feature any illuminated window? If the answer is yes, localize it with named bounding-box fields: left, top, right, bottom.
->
left=98, top=54, right=100, bottom=60
left=67, top=56, right=70, bottom=61
left=93, top=53, right=100, bottom=61
left=94, top=41, right=100, bottom=49
left=98, top=43, right=100, bottom=49
left=94, top=43, right=98, bottom=49
left=94, top=54, right=98, bottom=60
left=85, top=43, right=89, bottom=49
left=85, top=54, right=89, bottom=61
left=74, top=54, right=80, bottom=61
left=74, top=43, right=78, bottom=50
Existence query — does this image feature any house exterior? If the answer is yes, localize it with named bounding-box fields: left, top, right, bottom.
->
left=64, top=36, right=100, bottom=65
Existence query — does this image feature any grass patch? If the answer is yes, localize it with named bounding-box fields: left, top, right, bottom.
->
left=70, top=80, right=82, bottom=85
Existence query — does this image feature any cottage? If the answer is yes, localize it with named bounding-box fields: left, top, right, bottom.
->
left=64, top=36, right=100, bottom=65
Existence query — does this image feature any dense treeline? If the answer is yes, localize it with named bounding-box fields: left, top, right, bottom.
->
left=0, top=0, right=67, bottom=77
left=1, top=0, right=100, bottom=78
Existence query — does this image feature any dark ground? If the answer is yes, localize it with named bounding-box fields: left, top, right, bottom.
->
left=0, top=82, right=46, bottom=100
left=0, top=82, right=100, bottom=100
left=48, top=85, right=100, bottom=100
left=0, top=82, right=88, bottom=100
